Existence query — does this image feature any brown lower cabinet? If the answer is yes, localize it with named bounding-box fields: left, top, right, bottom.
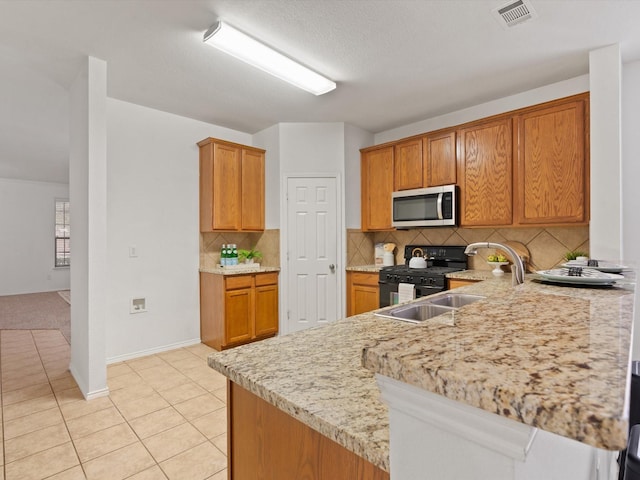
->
left=200, top=271, right=278, bottom=351
left=347, top=271, right=380, bottom=316
left=228, top=381, right=389, bottom=480
left=447, top=278, right=481, bottom=289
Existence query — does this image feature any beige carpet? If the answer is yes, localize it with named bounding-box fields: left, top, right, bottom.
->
left=0, top=291, right=71, bottom=343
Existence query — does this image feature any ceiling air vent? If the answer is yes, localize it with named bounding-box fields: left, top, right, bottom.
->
left=492, top=0, right=538, bottom=29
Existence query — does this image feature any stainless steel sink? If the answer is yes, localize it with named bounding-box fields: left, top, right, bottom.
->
left=375, top=292, right=486, bottom=324
left=426, top=293, right=486, bottom=308
left=375, top=303, right=455, bottom=323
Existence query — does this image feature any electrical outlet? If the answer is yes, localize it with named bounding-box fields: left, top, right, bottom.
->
left=130, top=297, right=146, bottom=314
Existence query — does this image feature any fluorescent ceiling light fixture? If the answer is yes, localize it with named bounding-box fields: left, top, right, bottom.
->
left=203, top=21, right=336, bottom=96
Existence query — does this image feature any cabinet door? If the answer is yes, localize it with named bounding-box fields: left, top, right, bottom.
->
left=241, top=148, right=265, bottom=231
left=424, top=131, right=456, bottom=187
left=212, top=142, right=242, bottom=230
left=351, top=285, right=379, bottom=316
left=224, top=287, right=254, bottom=347
left=514, top=98, right=588, bottom=225
left=393, top=139, right=423, bottom=191
left=458, top=118, right=513, bottom=226
left=361, top=146, right=394, bottom=231
left=347, top=272, right=380, bottom=316
left=255, top=283, right=279, bottom=338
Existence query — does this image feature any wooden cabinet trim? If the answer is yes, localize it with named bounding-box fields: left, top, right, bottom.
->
left=447, top=278, right=480, bottom=290
left=198, top=137, right=265, bottom=154
left=225, top=275, right=254, bottom=290
left=255, top=272, right=279, bottom=286
left=349, top=272, right=380, bottom=287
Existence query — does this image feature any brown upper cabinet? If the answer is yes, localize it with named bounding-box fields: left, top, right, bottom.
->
left=361, top=146, right=394, bottom=231
left=198, top=138, right=265, bottom=232
left=393, top=138, right=423, bottom=191
left=359, top=92, right=589, bottom=230
left=424, top=129, right=457, bottom=187
left=457, top=118, right=513, bottom=227
left=514, top=95, right=589, bottom=226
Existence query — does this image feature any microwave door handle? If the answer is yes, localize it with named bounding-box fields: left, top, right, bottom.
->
left=437, top=193, right=444, bottom=220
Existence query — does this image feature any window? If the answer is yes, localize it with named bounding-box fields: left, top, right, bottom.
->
left=55, top=200, right=70, bottom=267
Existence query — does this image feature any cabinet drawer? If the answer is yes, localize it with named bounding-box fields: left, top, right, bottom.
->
left=225, top=275, right=254, bottom=290
left=255, top=272, right=279, bottom=287
left=350, top=272, right=379, bottom=287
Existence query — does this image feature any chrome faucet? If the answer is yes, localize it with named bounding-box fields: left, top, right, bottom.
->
left=464, top=242, right=525, bottom=286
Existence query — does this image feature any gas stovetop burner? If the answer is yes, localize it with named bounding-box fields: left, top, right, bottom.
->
left=381, top=265, right=461, bottom=276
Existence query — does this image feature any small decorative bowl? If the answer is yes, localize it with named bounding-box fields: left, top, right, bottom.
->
left=487, top=261, right=509, bottom=276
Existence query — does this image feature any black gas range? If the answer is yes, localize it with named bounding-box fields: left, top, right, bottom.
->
left=378, top=245, right=468, bottom=308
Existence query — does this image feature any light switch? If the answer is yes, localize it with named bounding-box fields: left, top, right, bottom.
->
left=129, top=246, right=138, bottom=257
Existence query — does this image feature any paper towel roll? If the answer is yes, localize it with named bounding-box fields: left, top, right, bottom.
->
left=398, top=283, right=415, bottom=303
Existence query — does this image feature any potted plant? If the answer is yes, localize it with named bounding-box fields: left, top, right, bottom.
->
left=238, top=248, right=262, bottom=264
left=564, top=250, right=589, bottom=261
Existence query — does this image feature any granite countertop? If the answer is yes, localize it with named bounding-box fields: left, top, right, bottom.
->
left=208, top=273, right=635, bottom=473
left=364, top=276, right=636, bottom=451
left=200, top=266, right=280, bottom=275
left=446, top=269, right=495, bottom=281
left=208, top=311, right=409, bottom=472
left=346, top=265, right=382, bottom=273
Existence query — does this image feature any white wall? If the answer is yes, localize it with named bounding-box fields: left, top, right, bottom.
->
left=0, top=178, right=70, bottom=295
left=622, top=59, right=640, bottom=360
left=374, top=75, right=589, bottom=145
left=105, top=98, right=251, bottom=362
left=279, top=123, right=346, bottom=174
left=589, top=45, right=622, bottom=261
left=253, top=124, right=281, bottom=229
left=344, top=124, right=374, bottom=229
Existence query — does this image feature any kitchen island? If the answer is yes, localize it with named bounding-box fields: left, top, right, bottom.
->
left=208, top=273, right=635, bottom=479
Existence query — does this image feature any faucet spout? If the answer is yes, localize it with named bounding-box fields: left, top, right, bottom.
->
left=464, top=242, right=525, bottom=286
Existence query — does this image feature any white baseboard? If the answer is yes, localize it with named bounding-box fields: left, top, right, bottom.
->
left=69, top=363, right=110, bottom=400
left=106, top=337, right=202, bottom=364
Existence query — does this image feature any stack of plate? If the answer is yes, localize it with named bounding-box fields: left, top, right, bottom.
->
left=536, top=266, right=625, bottom=286
left=562, top=260, right=628, bottom=274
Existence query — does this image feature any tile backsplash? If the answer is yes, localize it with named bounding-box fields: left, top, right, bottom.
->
left=200, top=229, right=280, bottom=269
left=347, top=226, right=590, bottom=272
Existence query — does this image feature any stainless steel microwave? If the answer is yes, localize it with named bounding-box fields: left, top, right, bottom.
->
left=392, top=185, right=457, bottom=228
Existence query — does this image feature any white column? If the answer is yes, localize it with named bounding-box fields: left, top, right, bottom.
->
left=589, top=44, right=622, bottom=261
left=69, top=56, right=109, bottom=399
left=377, top=374, right=614, bottom=480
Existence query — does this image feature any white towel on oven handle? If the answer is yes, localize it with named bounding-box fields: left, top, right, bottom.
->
left=398, top=283, right=415, bottom=303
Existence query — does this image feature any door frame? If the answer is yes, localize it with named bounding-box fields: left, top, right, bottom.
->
left=280, top=173, right=345, bottom=335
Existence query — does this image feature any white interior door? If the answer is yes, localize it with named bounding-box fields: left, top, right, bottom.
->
left=286, top=176, right=339, bottom=333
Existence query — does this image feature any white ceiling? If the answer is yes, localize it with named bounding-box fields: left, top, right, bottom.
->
left=2, top=0, right=640, bottom=184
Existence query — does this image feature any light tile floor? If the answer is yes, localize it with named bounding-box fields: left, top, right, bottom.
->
left=0, top=329, right=228, bottom=480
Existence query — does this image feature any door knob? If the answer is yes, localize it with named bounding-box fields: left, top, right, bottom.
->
left=329, top=264, right=335, bottom=272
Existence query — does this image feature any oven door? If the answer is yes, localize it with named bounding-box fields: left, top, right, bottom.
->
left=379, top=280, right=397, bottom=308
